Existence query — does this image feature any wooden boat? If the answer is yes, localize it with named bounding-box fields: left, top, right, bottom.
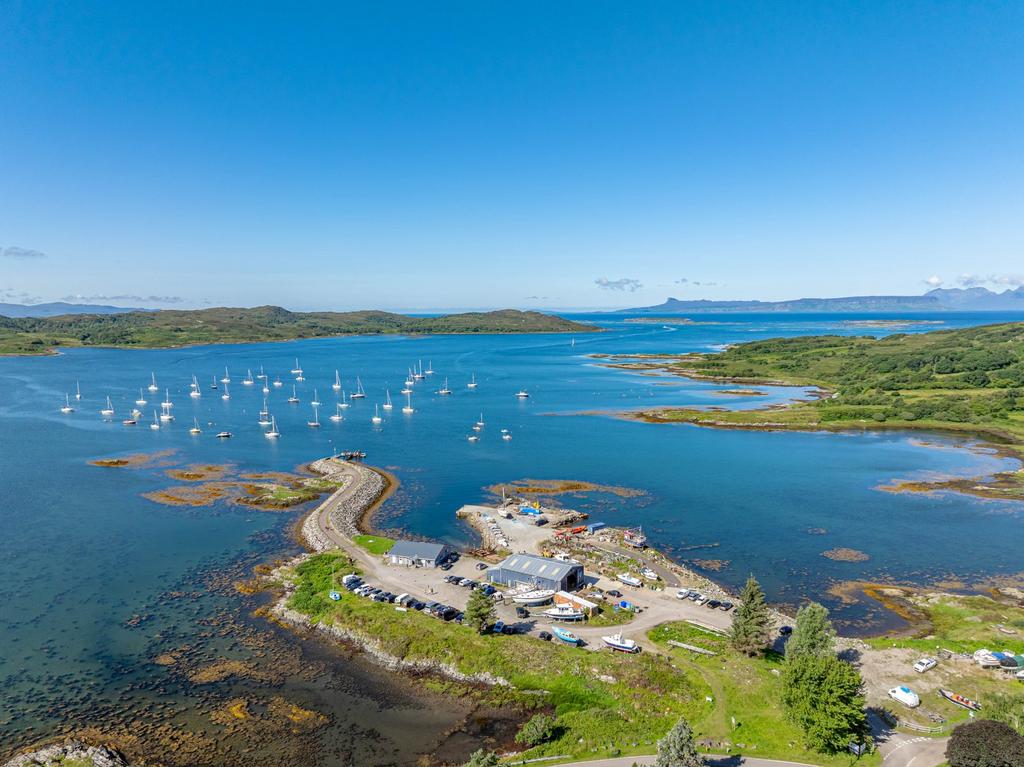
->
left=552, top=627, right=580, bottom=645
left=939, top=689, right=981, bottom=711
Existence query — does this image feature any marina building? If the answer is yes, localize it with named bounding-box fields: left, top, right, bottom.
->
left=486, top=553, right=584, bottom=592
left=387, top=540, right=454, bottom=568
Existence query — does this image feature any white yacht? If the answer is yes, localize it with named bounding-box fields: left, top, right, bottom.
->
left=308, top=404, right=321, bottom=428
left=288, top=385, right=299, bottom=403
left=60, top=394, right=74, bottom=414
left=257, top=365, right=266, bottom=380
left=602, top=633, right=639, bottom=653
left=75, top=381, right=82, bottom=400
left=221, top=382, right=230, bottom=401
left=310, top=388, right=321, bottom=407
left=262, top=381, right=270, bottom=394
left=135, top=388, right=147, bottom=406
left=515, top=389, right=530, bottom=398
left=258, top=399, right=272, bottom=426
left=273, top=376, right=283, bottom=388
left=189, top=375, right=201, bottom=398
left=189, top=418, right=202, bottom=435
left=220, top=367, right=231, bottom=384
left=402, top=391, right=414, bottom=414
left=438, top=377, right=452, bottom=395
left=162, top=388, right=174, bottom=409
left=425, top=361, right=435, bottom=375
left=371, top=404, right=382, bottom=424
left=242, top=369, right=254, bottom=386
left=475, top=413, right=485, bottom=427
left=467, top=434, right=479, bottom=442
left=350, top=377, right=366, bottom=399
left=382, top=390, right=393, bottom=410
left=147, top=373, right=159, bottom=392
left=159, top=402, right=174, bottom=422
left=332, top=370, right=342, bottom=391
left=150, top=411, right=161, bottom=430
left=329, top=403, right=344, bottom=422
left=542, top=604, right=585, bottom=621
left=339, top=390, right=350, bottom=408
left=100, top=396, right=115, bottom=417
left=290, top=358, right=303, bottom=375
left=467, top=373, right=478, bottom=389
left=265, top=415, right=280, bottom=439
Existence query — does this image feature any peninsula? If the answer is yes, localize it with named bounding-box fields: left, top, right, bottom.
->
left=0, top=306, right=596, bottom=355
left=615, top=322, right=1024, bottom=497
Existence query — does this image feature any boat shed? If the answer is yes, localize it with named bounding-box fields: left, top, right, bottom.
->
left=387, top=540, right=454, bottom=568
left=487, top=554, right=584, bottom=592
left=553, top=591, right=599, bottom=616
left=586, top=522, right=606, bottom=534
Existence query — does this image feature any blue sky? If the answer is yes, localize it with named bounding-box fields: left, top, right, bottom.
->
left=1, top=2, right=1022, bottom=311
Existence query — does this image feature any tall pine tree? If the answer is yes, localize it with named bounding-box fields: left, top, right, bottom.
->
left=465, top=587, right=496, bottom=634
left=782, top=654, right=868, bottom=753
left=654, top=715, right=702, bottom=767
left=730, top=574, right=771, bottom=655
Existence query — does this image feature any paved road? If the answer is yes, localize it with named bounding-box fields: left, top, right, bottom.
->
left=869, top=713, right=948, bottom=767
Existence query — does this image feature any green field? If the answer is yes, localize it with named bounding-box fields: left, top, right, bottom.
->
left=351, top=534, right=395, bottom=555
left=0, top=306, right=596, bottom=354
left=283, top=552, right=874, bottom=766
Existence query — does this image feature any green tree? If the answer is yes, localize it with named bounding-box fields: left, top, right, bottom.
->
left=982, top=692, right=1024, bottom=736
left=785, top=602, right=836, bottom=660
left=465, top=587, right=496, bottom=634
left=515, top=713, right=558, bottom=746
left=462, top=750, right=499, bottom=767
left=782, top=654, right=868, bottom=753
left=730, top=575, right=771, bottom=655
left=946, top=719, right=1024, bottom=767
left=654, top=715, right=702, bottom=767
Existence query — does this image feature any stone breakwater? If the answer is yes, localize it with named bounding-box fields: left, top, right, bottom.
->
left=3, top=741, right=130, bottom=767
left=300, top=459, right=386, bottom=551
left=268, top=556, right=510, bottom=688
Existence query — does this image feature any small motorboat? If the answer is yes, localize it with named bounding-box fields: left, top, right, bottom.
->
left=329, top=590, right=342, bottom=601
left=543, top=604, right=585, bottom=621
left=888, top=686, right=920, bottom=708
left=617, top=573, right=643, bottom=588
left=467, top=434, right=479, bottom=442
left=552, top=626, right=580, bottom=645
left=502, top=433, right=512, bottom=441
left=216, top=431, right=232, bottom=439
left=511, top=589, right=555, bottom=606
left=122, top=416, right=137, bottom=426
left=602, top=633, right=639, bottom=653
left=939, top=689, right=981, bottom=711
left=515, top=389, right=530, bottom=398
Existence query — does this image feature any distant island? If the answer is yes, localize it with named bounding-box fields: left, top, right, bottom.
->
left=0, top=306, right=597, bottom=355
left=0, top=301, right=149, bottom=318
left=622, top=286, right=1024, bottom=313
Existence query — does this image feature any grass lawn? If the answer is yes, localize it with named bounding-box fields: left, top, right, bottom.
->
left=351, top=534, right=395, bottom=555
left=284, top=553, right=875, bottom=766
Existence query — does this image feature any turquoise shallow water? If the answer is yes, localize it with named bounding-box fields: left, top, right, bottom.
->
left=1, top=312, right=1022, bottom=762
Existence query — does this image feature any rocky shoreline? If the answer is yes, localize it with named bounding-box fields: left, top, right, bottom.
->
left=299, top=458, right=387, bottom=550
left=3, top=742, right=130, bottom=767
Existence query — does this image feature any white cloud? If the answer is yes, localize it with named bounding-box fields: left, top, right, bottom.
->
left=955, top=273, right=1024, bottom=289
left=923, top=275, right=943, bottom=287
left=594, top=277, right=643, bottom=292
left=61, top=294, right=185, bottom=304
left=1, top=246, right=46, bottom=259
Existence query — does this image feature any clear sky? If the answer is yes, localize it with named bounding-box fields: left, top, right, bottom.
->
left=1, top=2, right=1022, bottom=311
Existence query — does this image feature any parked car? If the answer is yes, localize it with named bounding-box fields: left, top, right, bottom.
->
left=675, top=589, right=691, bottom=600
left=538, top=631, right=553, bottom=641
left=444, top=575, right=459, bottom=583
left=411, top=601, right=425, bottom=611
left=439, top=562, right=453, bottom=571
left=448, top=552, right=460, bottom=562
left=913, top=658, right=937, bottom=674
left=493, top=621, right=505, bottom=634
left=687, top=592, right=701, bottom=601
left=779, top=626, right=793, bottom=636
left=706, top=599, right=721, bottom=609
left=606, top=590, right=622, bottom=598
left=467, top=581, right=480, bottom=590
left=501, top=624, right=516, bottom=635
left=475, top=562, right=488, bottom=571
left=458, top=577, right=472, bottom=586
left=480, top=584, right=496, bottom=595
left=718, top=601, right=734, bottom=611
left=515, top=606, right=529, bottom=618
left=453, top=612, right=465, bottom=624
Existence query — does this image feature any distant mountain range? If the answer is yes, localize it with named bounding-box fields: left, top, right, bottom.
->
left=0, top=302, right=145, bottom=318
left=621, top=287, right=1024, bottom=314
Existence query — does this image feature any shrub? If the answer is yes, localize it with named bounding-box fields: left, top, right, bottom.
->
left=946, top=719, right=1024, bottom=767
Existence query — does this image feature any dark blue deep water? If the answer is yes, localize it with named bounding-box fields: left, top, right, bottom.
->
left=1, top=312, right=1022, bottom=761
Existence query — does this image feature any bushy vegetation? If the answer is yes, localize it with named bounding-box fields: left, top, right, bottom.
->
left=946, top=719, right=1024, bottom=767
left=781, top=654, right=868, bottom=753
left=464, top=587, right=496, bottom=634
left=654, top=715, right=702, bottom=767
left=515, top=713, right=558, bottom=746
left=0, top=306, right=595, bottom=353
left=786, top=602, right=836, bottom=660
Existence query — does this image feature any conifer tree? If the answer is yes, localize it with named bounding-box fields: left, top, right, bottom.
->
left=730, top=574, right=771, bottom=655
left=786, top=601, right=836, bottom=660
left=654, top=715, right=702, bottom=767
left=465, top=587, right=496, bottom=634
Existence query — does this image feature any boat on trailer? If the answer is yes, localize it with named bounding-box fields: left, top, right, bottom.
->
left=552, top=626, right=580, bottom=645
left=602, top=633, right=639, bottom=653
left=543, top=604, right=585, bottom=621
left=511, top=589, right=555, bottom=606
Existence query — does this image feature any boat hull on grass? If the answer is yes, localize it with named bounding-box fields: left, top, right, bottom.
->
left=602, top=633, right=639, bottom=653
left=939, top=689, right=981, bottom=711
left=552, top=627, right=580, bottom=645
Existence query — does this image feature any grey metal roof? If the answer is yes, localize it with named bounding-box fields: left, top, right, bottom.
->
left=389, top=540, right=449, bottom=561
left=495, top=554, right=579, bottom=580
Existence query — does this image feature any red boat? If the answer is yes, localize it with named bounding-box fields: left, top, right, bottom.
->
left=939, top=689, right=981, bottom=711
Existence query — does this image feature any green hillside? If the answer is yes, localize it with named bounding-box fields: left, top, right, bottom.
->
left=632, top=323, right=1024, bottom=487
left=0, top=307, right=596, bottom=354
